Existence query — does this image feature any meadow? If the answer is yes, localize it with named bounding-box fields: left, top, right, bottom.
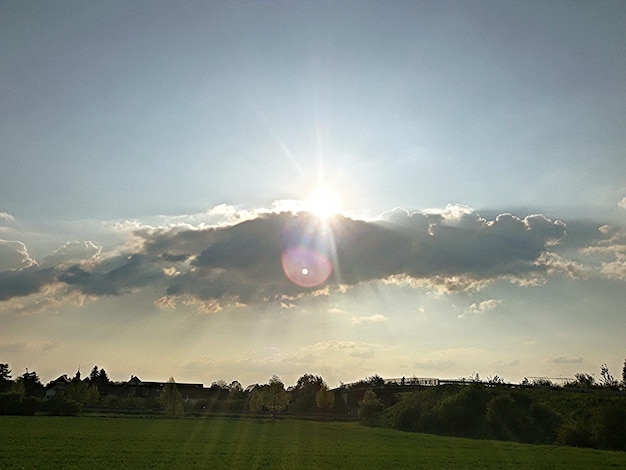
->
left=1, top=416, right=625, bottom=469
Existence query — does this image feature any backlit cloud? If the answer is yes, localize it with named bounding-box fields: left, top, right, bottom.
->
left=0, top=205, right=616, bottom=312
left=0, top=240, right=38, bottom=271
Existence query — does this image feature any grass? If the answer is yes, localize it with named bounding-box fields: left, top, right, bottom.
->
left=1, top=416, right=624, bottom=469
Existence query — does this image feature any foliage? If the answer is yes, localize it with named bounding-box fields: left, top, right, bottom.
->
left=289, top=373, right=326, bottom=413
left=565, top=373, right=595, bottom=389
left=89, top=366, right=111, bottom=394
left=315, top=384, right=334, bottom=411
left=264, top=375, right=289, bottom=414
left=248, top=387, right=265, bottom=413
left=159, top=377, right=184, bottom=417
left=0, top=363, right=12, bottom=393
left=591, top=403, right=626, bottom=450
left=228, top=380, right=245, bottom=400
left=248, top=376, right=289, bottom=415
left=530, top=378, right=553, bottom=387
left=64, top=380, right=99, bottom=405
left=43, top=395, right=81, bottom=416
left=2, top=416, right=626, bottom=469
left=16, top=370, right=45, bottom=397
left=359, top=390, right=383, bottom=427
left=380, top=383, right=626, bottom=450
left=429, top=385, right=490, bottom=437
left=557, top=419, right=594, bottom=448
left=485, top=394, right=532, bottom=441
left=528, top=402, right=562, bottom=443
left=599, top=364, right=618, bottom=389
left=622, top=358, right=626, bottom=388
left=315, top=383, right=335, bottom=412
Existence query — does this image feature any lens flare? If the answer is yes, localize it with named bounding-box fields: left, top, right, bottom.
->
left=281, top=246, right=332, bottom=288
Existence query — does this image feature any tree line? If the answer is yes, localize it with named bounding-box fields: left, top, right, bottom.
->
left=358, top=361, right=626, bottom=452
left=1, top=359, right=625, bottom=451
left=0, top=363, right=337, bottom=419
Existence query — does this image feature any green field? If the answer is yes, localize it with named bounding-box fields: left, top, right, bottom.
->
left=1, top=416, right=624, bottom=469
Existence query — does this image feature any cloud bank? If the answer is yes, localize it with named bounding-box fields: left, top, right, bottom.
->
left=0, top=205, right=621, bottom=312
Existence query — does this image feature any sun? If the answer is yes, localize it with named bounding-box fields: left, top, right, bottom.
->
left=305, top=185, right=342, bottom=218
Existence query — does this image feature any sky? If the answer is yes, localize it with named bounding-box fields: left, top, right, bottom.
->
left=1, top=1, right=625, bottom=388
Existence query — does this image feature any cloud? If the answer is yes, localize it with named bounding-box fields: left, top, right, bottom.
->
left=0, top=211, right=15, bottom=222
left=0, top=206, right=577, bottom=308
left=0, top=340, right=61, bottom=353
left=0, top=240, right=38, bottom=271
left=458, top=299, right=501, bottom=318
left=618, top=197, right=626, bottom=210
left=40, top=241, right=102, bottom=267
left=469, top=299, right=501, bottom=313
left=547, top=356, right=584, bottom=364
left=349, top=314, right=387, bottom=325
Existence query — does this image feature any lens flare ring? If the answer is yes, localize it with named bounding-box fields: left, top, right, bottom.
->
left=281, top=246, right=332, bottom=288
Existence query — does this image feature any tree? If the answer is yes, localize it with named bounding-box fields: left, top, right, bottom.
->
left=599, top=364, right=618, bottom=389
left=315, top=383, right=335, bottom=412
left=249, top=376, right=289, bottom=415
left=566, top=373, right=594, bottom=389
left=249, top=387, right=265, bottom=413
left=366, top=375, right=385, bottom=387
left=160, top=377, right=184, bottom=417
left=359, top=390, right=383, bottom=426
left=229, top=381, right=245, bottom=400
left=264, top=375, right=289, bottom=414
left=294, top=374, right=324, bottom=396
left=88, top=366, right=110, bottom=392
left=17, top=370, right=44, bottom=397
left=0, top=363, right=12, bottom=393
left=64, top=380, right=99, bottom=405
left=622, top=358, right=626, bottom=388
left=290, top=373, right=325, bottom=413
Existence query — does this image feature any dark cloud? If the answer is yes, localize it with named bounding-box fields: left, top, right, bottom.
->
left=0, top=208, right=583, bottom=306
left=0, top=267, right=55, bottom=301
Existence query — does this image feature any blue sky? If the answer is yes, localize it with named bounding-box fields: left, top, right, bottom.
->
left=1, top=1, right=625, bottom=387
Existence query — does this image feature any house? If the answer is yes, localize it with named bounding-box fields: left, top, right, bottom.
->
left=45, top=375, right=70, bottom=400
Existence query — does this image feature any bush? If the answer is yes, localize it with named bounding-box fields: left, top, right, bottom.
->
left=485, top=394, right=532, bottom=442
left=529, top=402, right=562, bottom=443
left=43, top=396, right=81, bottom=416
left=557, top=419, right=594, bottom=448
left=591, top=404, right=626, bottom=450
left=0, top=392, right=24, bottom=415
left=429, top=385, right=490, bottom=437
left=359, top=390, right=383, bottom=427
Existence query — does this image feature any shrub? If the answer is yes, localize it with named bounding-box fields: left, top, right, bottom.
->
left=359, top=390, right=383, bottom=427
left=43, top=396, right=81, bottom=416
left=529, top=402, right=562, bottom=444
left=591, top=404, right=626, bottom=450
left=557, top=419, right=594, bottom=448
left=485, top=394, right=532, bottom=442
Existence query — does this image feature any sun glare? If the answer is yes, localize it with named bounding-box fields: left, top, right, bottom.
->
left=306, top=185, right=342, bottom=218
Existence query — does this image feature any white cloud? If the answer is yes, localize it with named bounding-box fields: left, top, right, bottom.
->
left=618, top=196, right=626, bottom=210
left=600, top=258, right=626, bottom=280
left=0, top=211, right=15, bottom=222
left=349, top=313, right=387, bottom=325
left=459, top=299, right=501, bottom=318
